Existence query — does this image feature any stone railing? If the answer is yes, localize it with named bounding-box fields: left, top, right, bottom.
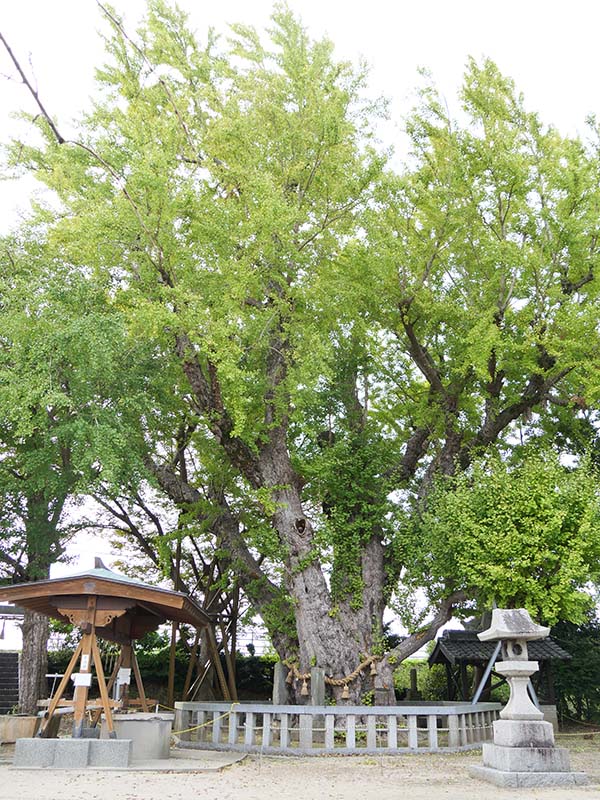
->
left=173, top=701, right=501, bottom=755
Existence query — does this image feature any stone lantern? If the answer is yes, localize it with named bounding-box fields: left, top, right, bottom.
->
left=471, top=608, right=588, bottom=787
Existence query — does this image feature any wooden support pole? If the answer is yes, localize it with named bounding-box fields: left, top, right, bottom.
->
left=229, top=584, right=239, bottom=690
left=445, top=662, right=454, bottom=701
left=220, top=621, right=238, bottom=702
left=91, top=652, right=123, bottom=728
left=72, top=597, right=97, bottom=738
left=38, top=639, right=84, bottom=737
left=182, top=629, right=200, bottom=701
left=131, top=646, right=149, bottom=712
left=91, top=636, right=116, bottom=738
left=167, top=537, right=182, bottom=708
left=120, top=642, right=133, bottom=709
left=167, top=621, right=179, bottom=709
left=207, top=625, right=231, bottom=701
left=460, top=661, right=469, bottom=701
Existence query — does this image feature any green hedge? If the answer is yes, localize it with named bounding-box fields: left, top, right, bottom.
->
left=47, top=645, right=276, bottom=703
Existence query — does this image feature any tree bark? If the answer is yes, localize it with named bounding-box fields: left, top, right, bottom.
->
left=18, top=610, right=49, bottom=714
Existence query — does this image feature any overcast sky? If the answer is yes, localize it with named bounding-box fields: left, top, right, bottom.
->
left=1, top=0, right=599, bottom=645
left=2, top=0, right=598, bottom=130
left=2, top=0, right=600, bottom=231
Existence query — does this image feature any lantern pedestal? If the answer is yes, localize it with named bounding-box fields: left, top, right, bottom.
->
left=470, top=609, right=588, bottom=788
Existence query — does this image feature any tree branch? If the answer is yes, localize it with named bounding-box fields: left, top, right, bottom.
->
left=0, top=549, right=28, bottom=581
left=0, top=32, right=64, bottom=144
left=467, top=367, right=573, bottom=459
left=385, top=590, right=467, bottom=662
left=175, top=334, right=262, bottom=486
left=399, top=310, right=447, bottom=397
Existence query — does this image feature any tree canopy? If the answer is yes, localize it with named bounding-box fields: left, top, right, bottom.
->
left=405, top=451, right=600, bottom=624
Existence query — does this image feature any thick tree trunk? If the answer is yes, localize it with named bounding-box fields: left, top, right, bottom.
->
left=268, top=475, right=393, bottom=704
left=18, top=610, right=49, bottom=714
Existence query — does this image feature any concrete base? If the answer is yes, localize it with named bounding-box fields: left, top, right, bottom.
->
left=0, top=716, right=38, bottom=743
left=88, top=740, right=133, bottom=767
left=54, top=739, right=90, bottom=768
left=470, top=765, right=589, bottom=787
left=13, top=738, right=56, bottom=768
left=493, top=719, right=555, bottom=748
left=101, top=713, right=173, bottom=761
left=483, top=741, right=570, bottom=772
left=11, top=746, right=246, bottom=772
left=13, top=738, right=132, bottom=768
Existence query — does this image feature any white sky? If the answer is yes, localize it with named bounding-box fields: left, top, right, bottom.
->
left=2, top=2, right=599, bottom=177
left=0, top=0, right=598, bottom=646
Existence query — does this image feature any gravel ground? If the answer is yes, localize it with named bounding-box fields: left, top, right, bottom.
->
left=0, top=737, right=598, bottom=800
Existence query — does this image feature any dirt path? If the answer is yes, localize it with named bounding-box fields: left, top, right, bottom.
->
left=0, top=741, right=598, bottom=800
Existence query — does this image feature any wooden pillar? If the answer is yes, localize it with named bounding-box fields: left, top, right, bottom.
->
left=182, top=630, right=200, bottom=701
left=167, top=622, right=179, bottom=708
left=220, top=622, right=238, bottom=702
left=473, top=664, right=491, bottom=701
left=91, top=636, right=116, bottom=738
left=541, top=661, right=556, bottom=704
left=72, top=597, right=97, bottom=738
left=131, top=646, right=149, bottom=712
left=207, top=625, right=231, bottom=701
left=445, top=662, right=455, bottom=701
left=167, top=537, right=182, bottom=708
left=120, top=643, right=132, bottom=709
left=459, top=661, right=469, bottom=701
left=229, top=585, right=239, bottom=692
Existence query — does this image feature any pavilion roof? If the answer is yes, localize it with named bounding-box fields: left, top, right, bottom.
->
left=428, top=629, right=571, bottom=666
left=0, top=562, right=212, bottom=639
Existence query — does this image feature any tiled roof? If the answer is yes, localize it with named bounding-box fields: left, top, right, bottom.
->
left=428, top=629, right=571, bottom=665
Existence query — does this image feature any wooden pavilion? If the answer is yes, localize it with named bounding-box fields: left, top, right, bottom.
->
left=428, top=629, right=571, bottom=702
left=0, top=560, right=212, bottom=738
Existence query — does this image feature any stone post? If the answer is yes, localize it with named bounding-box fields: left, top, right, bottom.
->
left=470, top=608, right=588, bottom=788
left=310, top=667, right=325, bottom=707
left=405, top=667, right=422, bottom=701
left=272, top=662, right=288, bottom=706
left=310, top=667, right=325, bottom=743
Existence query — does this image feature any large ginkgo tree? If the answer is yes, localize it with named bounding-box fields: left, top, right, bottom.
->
left=3, top=3, right=600, bottom=702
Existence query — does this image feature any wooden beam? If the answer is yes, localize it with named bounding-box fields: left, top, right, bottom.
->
left=38, top=639, right=84, bottom=737
left=91, top=635, right=116, bottom=738
left=182, top=630, right=200, bottom=700
left=207, top=625, right=231, bottom=701
left=220, top=621, right=238, bottom=702
left=167, top=621, right=178, bottom=709
left=72, top=597, right=97, bottom=738
left=131, top=647, right=149, bottom=713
